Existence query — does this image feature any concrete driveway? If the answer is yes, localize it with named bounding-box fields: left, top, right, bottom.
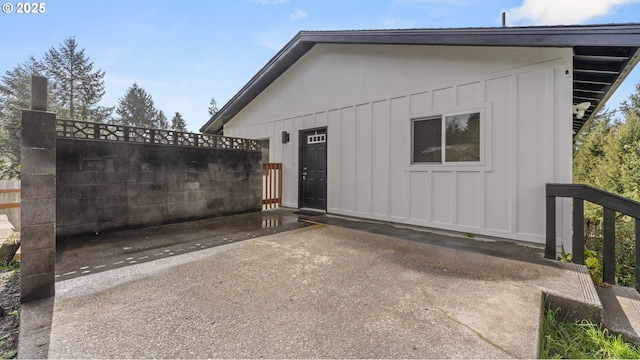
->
left=40, top=218, right=596, bottom=359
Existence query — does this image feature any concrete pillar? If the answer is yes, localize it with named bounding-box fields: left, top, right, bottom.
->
left=30, top=76, right=47, bottom=111
left=20, top=76, right=56, bottom=302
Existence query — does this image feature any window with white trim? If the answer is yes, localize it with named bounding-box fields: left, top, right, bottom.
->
left=412, top=110, right=481, bottom=164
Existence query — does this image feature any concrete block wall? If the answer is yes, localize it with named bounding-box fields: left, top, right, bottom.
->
left=21, top=104, right=57, bottom=302
left=56, top=138, right=262, bottom=238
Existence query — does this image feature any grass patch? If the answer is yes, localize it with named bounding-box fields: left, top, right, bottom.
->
left=541, top=308, right=640, bottom=359
left=0, top=261, right=18, bottom=273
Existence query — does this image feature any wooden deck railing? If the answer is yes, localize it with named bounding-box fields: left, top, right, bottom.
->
left=263, top=163, right=282, bottom=209
left=546, top=183, right=640, bottom=292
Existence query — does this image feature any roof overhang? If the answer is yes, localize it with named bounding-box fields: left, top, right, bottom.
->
left=200, top=24, right=640, bottom=138
left=573, top=45, right=640, bottom=135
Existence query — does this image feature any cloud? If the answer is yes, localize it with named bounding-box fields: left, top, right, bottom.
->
left=507, top=0, right=640, bottom=25
left=290, top=8, right=308, bottom=21
left=393, top=0, right=470, bottom=4
left=252, top=0, right=289, bottom=4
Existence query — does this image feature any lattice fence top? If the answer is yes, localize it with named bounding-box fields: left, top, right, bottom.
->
left=56, top=119, right=260, bottom=151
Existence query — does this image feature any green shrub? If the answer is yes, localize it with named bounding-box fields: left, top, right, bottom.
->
left=582, top=216, right=636, bottom=287
left=541, top=307, right=640, bottom=359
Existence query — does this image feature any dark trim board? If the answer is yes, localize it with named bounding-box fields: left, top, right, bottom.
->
left=293, top=209, right=325, bottom=216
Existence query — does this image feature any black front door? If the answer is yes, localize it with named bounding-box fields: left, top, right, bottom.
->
left=299, top=128, right=327, bottom=210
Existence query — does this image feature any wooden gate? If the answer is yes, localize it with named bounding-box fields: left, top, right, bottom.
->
left=0, top=180, right=20, bottom=228
left=263, top=163, right=282, bottom=209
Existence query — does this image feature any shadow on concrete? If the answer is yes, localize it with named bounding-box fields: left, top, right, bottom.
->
left=57, top=209, right=560, bottom=283
left=56, top=209, right=309, bottom=281
left=305, top=213, right=552, bottom=266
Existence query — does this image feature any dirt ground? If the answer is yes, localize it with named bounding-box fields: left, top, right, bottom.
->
left=0, top=267, right=19, bottom=359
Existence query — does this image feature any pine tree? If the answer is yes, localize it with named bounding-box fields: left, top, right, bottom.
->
left=0, top=56, right=51, bottom=179
left=621, top=82, right=640, bottom=116
left=616, top=82, right=640, bottom=199
left=88, top=105, right=115, bottom=123
left=573, top=82, right=640, bottom=219
left=573, top=112, right=613, bottom=220
left=609, top=106, right=640, bottom=200
left=170, top=112, right=187, bottom=132
left=157, top=110, right=169, bottom=130
left=44, top=37, right=108, bottom=121
left=208, top=97, right=219, bottom=117
left=572, top=83, right=640, bottom=286
left=573, top=113, right=610, bottom=185
left=115, top=83, right=164, bottom=128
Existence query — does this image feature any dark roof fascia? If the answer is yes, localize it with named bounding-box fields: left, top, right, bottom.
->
left=200, top=24, right=640, bottom=134
left=575, top=47, right=640, bottom=138
left=301, top=24, right=640, bottom=47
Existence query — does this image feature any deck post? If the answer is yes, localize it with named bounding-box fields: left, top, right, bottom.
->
left=603, top=207, right=616, bottom=284
left=545, top=195, right=556, bottom=259
left=573, top=198, right=585, bottom=265
left=636, top=218, right=640, bottom=293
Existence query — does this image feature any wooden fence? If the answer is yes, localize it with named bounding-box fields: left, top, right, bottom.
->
left=263, top=163, right=282, bottom=209
left=0, top=180, right=20, bottom=228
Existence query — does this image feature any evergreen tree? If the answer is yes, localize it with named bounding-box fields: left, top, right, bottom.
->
left=170, top=112, right=187, bottom=132
left=621, top=82, right=640, bottom=116
left=608, top=102, right=640, bottom=200
left=157, top=110, right=169, bottom=130
left=0, top=56, right=51, bottom=179
left=115, top=82, right=164, bottom=128
left=208, top=97, right=219, bottom=117
left=88, top=105, right=115, bottom=123
left=616, top=82, right=640, bottom=196
left=573, top=82, right=640, bottom=220
left=572, top=85, right=640, bottom=287
left=573, top=112, right=613, bottom=220
left=573, top=113, right=611, bottom=187
left=44, top=37, right=108, bottom=121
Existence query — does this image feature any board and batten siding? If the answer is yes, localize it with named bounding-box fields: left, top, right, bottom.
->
left=224, top=44, right=573, bottom=245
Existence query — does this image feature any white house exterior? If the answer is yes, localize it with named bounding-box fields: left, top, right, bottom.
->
left=202, top=25, right=640, bottom=250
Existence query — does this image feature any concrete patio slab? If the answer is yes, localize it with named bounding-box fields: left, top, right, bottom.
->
left=42, top=220, right=598, bottom=359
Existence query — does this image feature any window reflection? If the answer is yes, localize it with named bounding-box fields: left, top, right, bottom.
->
left=445, top=112, right=480, bottom=162
left=412, top=111, right=480, bottom=164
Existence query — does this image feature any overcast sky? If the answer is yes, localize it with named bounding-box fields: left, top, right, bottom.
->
left=2, top=0, right=640, bottom=132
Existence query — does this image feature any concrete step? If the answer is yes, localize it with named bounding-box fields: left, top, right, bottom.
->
left=543, top=261, right=603, bottom=324
left=597, top=285, right=640, bottom=344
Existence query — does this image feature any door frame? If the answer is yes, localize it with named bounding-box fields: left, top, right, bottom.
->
left=298, top=126, right=328, bottom=210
